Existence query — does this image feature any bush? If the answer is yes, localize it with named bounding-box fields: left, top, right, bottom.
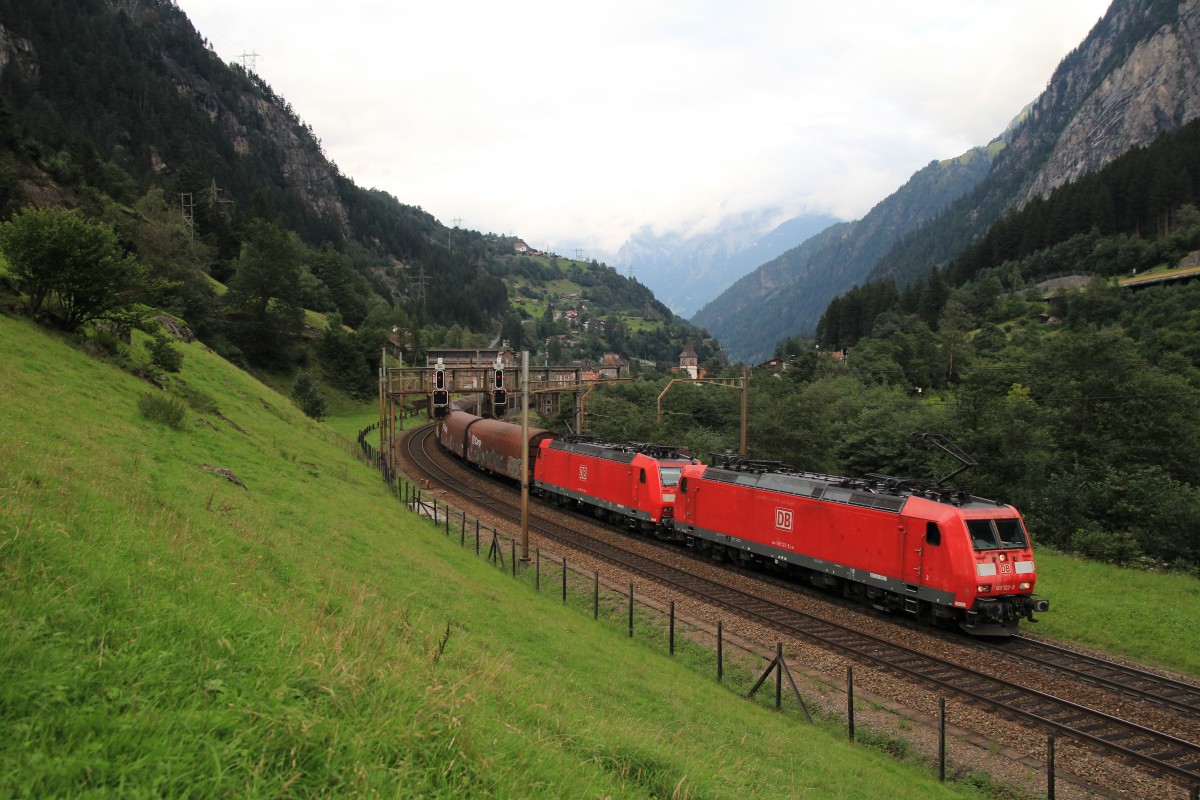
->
left=170, top=381, right=218, bottom=414
left=291, top=370, right=327, bottom=421
left=147, top=332, right=183, bottom=373
left=1070, top=526, right=1143, bottom=567
left=137, top=391, right=188, bottom=429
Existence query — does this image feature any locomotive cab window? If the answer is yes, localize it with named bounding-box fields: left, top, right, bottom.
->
left=659, top=467, right=682, bottom=487
left=967, top=518, right=1028, bottom=551
left=995, top=518, right=1028, bottom=549
left=925, top=522, right=941, bottom=546
left=639, top=468, right=647, bottom=484
left=679, top=477, right=688, bottom=493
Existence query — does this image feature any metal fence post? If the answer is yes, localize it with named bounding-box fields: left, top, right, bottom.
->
left=561, top=557, right=567, bottom=603
left=510, top=539, right=516, bottom=576
left=593, top=571, right=599, bottom=619
left=939, top=697, right=946, bottom=782
left=1047, top=736, right=1056, bottom=800
left=774, top=642, right=782, bottom=710
left=669, top=600, right=675, bottom=655
left=536, top=548, right=541, bottom=591
left=717, top=620, right=723, bottom=683
left=847, top=666, right=855, bottom=742
left=628, top=583, right=634, bottom=638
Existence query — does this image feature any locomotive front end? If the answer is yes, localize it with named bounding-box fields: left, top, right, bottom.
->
left=959, top=514, right=1050, bottom=636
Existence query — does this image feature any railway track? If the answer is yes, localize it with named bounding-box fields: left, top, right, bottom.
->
left=403, top=422, right=1200, bottom=788
left=983, top=636, right=1200, bottom=719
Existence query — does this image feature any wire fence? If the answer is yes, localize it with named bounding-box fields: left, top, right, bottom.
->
left=347, top=422, right=1174, bottom=800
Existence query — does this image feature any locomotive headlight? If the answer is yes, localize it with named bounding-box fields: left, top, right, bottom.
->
left=977, top=584, right=991, bottom=593
left=998, top=553, right=1007, bottom=562
left=1019, top=582, right=1031, bottom=590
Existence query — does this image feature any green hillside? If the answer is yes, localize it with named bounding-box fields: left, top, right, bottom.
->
left=0, top=314, right=982, bottom=798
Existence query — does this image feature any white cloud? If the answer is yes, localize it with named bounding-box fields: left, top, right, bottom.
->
left=180, top=0, right=1110, bottom=255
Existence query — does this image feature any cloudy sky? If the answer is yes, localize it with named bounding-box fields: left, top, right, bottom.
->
left=179, top=0, right=1111, bottom=258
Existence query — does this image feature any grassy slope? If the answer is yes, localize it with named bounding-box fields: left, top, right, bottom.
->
left=0, top=313, right=977, bottom=799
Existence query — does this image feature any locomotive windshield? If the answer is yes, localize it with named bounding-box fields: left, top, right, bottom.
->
left=659, top=467, right=683, bottom=487
left=967, top=518, right=1029, bottom=551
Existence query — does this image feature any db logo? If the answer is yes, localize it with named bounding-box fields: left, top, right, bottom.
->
left=775, top=508, right=793, bottom=532
left=579, top=465, right=588, bottom=481
left=1000, top=562, right=1012, bottom=574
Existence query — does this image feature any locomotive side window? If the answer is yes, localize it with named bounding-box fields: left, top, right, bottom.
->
left=679, top=477, right=688, bottom=493
left=967, top=519, right=1029, bottom=550
left=640, top=468, right=647, bottom=484
left=659, top=467, right=682, bottom=487
left=925, top=522, right=941, bottom=546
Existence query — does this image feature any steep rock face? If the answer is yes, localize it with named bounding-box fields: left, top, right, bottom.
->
left=0, top=25, right=36, bottom=80
left=866, top=0, right=1200, bottom=288
left=159, top=50, right=349, bottom=229
left=1024, top=0, right=1200, bottom=200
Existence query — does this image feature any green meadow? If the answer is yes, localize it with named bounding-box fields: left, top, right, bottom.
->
left=2, top=311, right=1196, bottom=798
left=0, top=313, right=984, bottom=798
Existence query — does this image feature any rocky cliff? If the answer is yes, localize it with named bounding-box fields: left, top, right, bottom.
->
left=1023, top=0, right=1200, bottom=201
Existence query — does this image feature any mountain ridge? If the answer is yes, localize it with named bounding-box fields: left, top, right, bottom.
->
left=695, top=0, right=1200, bottom=364
left=616, top=210, right=840, bottom=318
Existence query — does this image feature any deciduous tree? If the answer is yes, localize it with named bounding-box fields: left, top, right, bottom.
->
left=0, top=205, right=150, bottom=331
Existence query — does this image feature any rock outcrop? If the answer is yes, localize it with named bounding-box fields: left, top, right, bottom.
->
left=1023, top=0, right=1200, bottom=201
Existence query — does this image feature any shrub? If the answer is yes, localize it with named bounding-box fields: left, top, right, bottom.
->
left=291, top=370, right=327, bottom=421
left=148, top=332, right=183, bottom=373
left=137, top=391, right=188, bottom=429
left=170, top=381, right=218, bottom=414
left=1070, top=526, right=1143, bottom=567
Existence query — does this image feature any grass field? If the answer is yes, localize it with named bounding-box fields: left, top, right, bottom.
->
left=0, top=313, right=991, bottom=798
left=1031, top=550, right=1200, bottom=676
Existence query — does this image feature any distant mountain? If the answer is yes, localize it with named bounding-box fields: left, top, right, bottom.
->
left=869, top=0, right=1200, bottom=287
left=692, top=145, right=999, bottom=362
left=696, top=0, right=1200, bottom=365
left=616, top=210, right=840, bottom=318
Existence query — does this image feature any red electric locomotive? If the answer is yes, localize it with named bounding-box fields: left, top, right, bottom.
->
left=674, top=455, right=1048, bottom=636
left=533, top=437, right=695, bottom=535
